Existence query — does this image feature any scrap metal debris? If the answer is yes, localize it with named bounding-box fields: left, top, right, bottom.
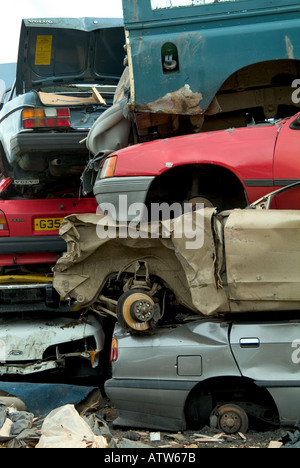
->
left=36, top=405, right=108, bottom=449
left=0, top=382, right=102, bottom=418
left=0, top=398, right=297, bottom=448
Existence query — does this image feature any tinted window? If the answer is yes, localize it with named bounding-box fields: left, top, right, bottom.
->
left=27, top=29, right=89, bottom=77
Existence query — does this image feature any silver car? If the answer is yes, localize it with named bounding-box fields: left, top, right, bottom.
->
left=106, top=317, right=300, bottom=433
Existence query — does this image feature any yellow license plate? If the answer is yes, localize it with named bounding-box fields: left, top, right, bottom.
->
left=34, top=218, right=64, bottom=231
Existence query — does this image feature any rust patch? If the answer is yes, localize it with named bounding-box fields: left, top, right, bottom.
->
left=137, top=84, right=203, bottom=115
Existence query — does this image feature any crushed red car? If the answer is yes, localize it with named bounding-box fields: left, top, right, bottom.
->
left=0, top=178, right=96, bottom=269
left=0, top=177, right=97, bottom=313
left=92, top=113, right=300, bottom=221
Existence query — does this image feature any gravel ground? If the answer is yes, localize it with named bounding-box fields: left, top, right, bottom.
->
left=100, top=398, right=290, bottom=449
left=0, top=396, right=295, bottom=449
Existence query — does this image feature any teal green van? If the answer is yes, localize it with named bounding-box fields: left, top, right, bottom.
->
left=122, top=0, right=300, bottom=138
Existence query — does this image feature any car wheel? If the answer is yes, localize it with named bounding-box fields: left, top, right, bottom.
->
left=213, top=404, right=249, bottom=434
left=116, top=290, right=158, bottom=333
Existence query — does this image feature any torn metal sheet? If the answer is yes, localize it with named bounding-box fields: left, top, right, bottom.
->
left=137, top=85, right=203, bottom=115
left=53, top=206, right=300, bottom=318
left=0, top=383, right=100, bottom=418
left=53, top=209, right=228, bottom=316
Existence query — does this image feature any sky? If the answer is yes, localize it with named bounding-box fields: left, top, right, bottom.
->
left=0, top=0, right=124, bottom=64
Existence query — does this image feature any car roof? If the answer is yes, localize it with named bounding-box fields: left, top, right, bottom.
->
left=16, top=17, right=125, bottom=95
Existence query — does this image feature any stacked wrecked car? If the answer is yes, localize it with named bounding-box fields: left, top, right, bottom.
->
left=52, top=0, right=300, bottom=434
left=0, top=17, right=125, bottom=386
left=2, top=0, right=300, bottom=436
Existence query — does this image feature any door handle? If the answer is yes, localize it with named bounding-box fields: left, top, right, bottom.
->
left=239, top=338, right=260, bottom=348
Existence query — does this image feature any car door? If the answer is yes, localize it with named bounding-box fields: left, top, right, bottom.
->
left=224, top=207, right=300, bottom=305
left=273, top=116, right=300, bottom=209
left=230, top=321, right=300, bottom=424
left=230, top=321, right=300, bottom=382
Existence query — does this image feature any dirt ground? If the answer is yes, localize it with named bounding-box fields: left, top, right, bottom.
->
left=0, top=393, right=295, bottom=448
left=100, top=398, right=290, bottom=449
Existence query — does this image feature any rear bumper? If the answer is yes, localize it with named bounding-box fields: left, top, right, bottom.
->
left=0, top=236, right=67, bottom=255
left=10, top=131, right=88, bottom=157
left=0, top=281, right=66, bottom=314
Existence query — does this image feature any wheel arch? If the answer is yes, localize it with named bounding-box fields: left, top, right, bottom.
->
left=184, top=375, right=279, bottom=429
left=210, top=58, right=300, bottom=123
left=145, top=162, right=248, bottom=211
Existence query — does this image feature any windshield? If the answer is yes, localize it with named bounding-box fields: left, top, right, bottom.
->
left=39, top=84, right=117, bottom=93
left=151, top=0, right=243, bottom=9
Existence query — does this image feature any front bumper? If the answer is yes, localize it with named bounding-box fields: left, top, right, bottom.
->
left=94, top=176, right=155, bottom=222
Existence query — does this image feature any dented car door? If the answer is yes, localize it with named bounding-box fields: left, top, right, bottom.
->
left=230, top=321, right=300, bottom=425
left=224, top=209, right=300, bottom=310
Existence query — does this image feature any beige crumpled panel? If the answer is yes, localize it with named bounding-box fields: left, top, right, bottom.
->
left=225, top=209, right=300, bottom=310
left=53, top=209, right=228, bottom=316
left=53, top=208, right=300, bottom=317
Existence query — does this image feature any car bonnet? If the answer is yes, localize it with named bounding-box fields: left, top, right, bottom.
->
left=16, top=17, right=125, bottom=95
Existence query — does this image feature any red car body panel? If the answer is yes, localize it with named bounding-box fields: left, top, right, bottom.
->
left=0, top=253, right=58, bottom=267
left=113, top=122, right=279, bottom=181
left=274, top=119, right=300, bottom=181
left=0, top=197, right=96, bottom=237
left=0, top=194, right=97, bottom=267
left=112, top=115, right=300, bottom=207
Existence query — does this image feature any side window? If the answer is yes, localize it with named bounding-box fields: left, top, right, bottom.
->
left=0, top=84, right=16, bottom=107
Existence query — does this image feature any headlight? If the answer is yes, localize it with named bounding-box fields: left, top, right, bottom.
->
left=98, top=156, right=118, bottom=179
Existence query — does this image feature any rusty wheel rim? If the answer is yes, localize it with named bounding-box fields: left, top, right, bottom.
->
left=121, top=292, right=155, bottom=332
left=218, top=404, right=249, bottom=434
